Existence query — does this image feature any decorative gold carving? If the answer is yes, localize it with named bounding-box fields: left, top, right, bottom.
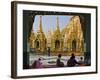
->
left=29, top=16, right=84, bottom=55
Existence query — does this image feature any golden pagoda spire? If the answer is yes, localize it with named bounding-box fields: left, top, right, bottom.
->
left=39, top=15, right=43, bottom=32
left=56, top=16, right=60, bottom=31
left=57, top=16, right=59, bottom=30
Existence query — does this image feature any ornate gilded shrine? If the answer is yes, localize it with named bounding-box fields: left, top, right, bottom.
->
left=29, top=15, right=85, bottom=55
left=51, top=17, right=63, bottom=51
left=62, top=16, right=84, bottom=55
left=29, top=16, right=47, bottom=53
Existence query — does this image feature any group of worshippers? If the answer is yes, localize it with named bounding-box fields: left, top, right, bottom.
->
left=56, top=53, right=84, bottom=67
left=31, top=53, right=84, bottom=68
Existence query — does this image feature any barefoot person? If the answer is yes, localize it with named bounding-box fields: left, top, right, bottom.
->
left=67, top=53, right=79, bottom=67
left=32, top=58, right=43, bottom=68
left=56, top=54, right=64, bottom=67
left=78, top=57, right=85, bottom=66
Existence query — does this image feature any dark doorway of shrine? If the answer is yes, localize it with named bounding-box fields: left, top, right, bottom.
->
left=36, top=41, right=39, bottom=48
left=72, top=40, right=76, bottom=51
left=55, top=40, right=60, bottom=49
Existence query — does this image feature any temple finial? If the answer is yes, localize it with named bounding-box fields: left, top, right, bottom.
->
left=39, top=15, right=43, bottom=32
left=56, top=16, right=60, bottom=30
